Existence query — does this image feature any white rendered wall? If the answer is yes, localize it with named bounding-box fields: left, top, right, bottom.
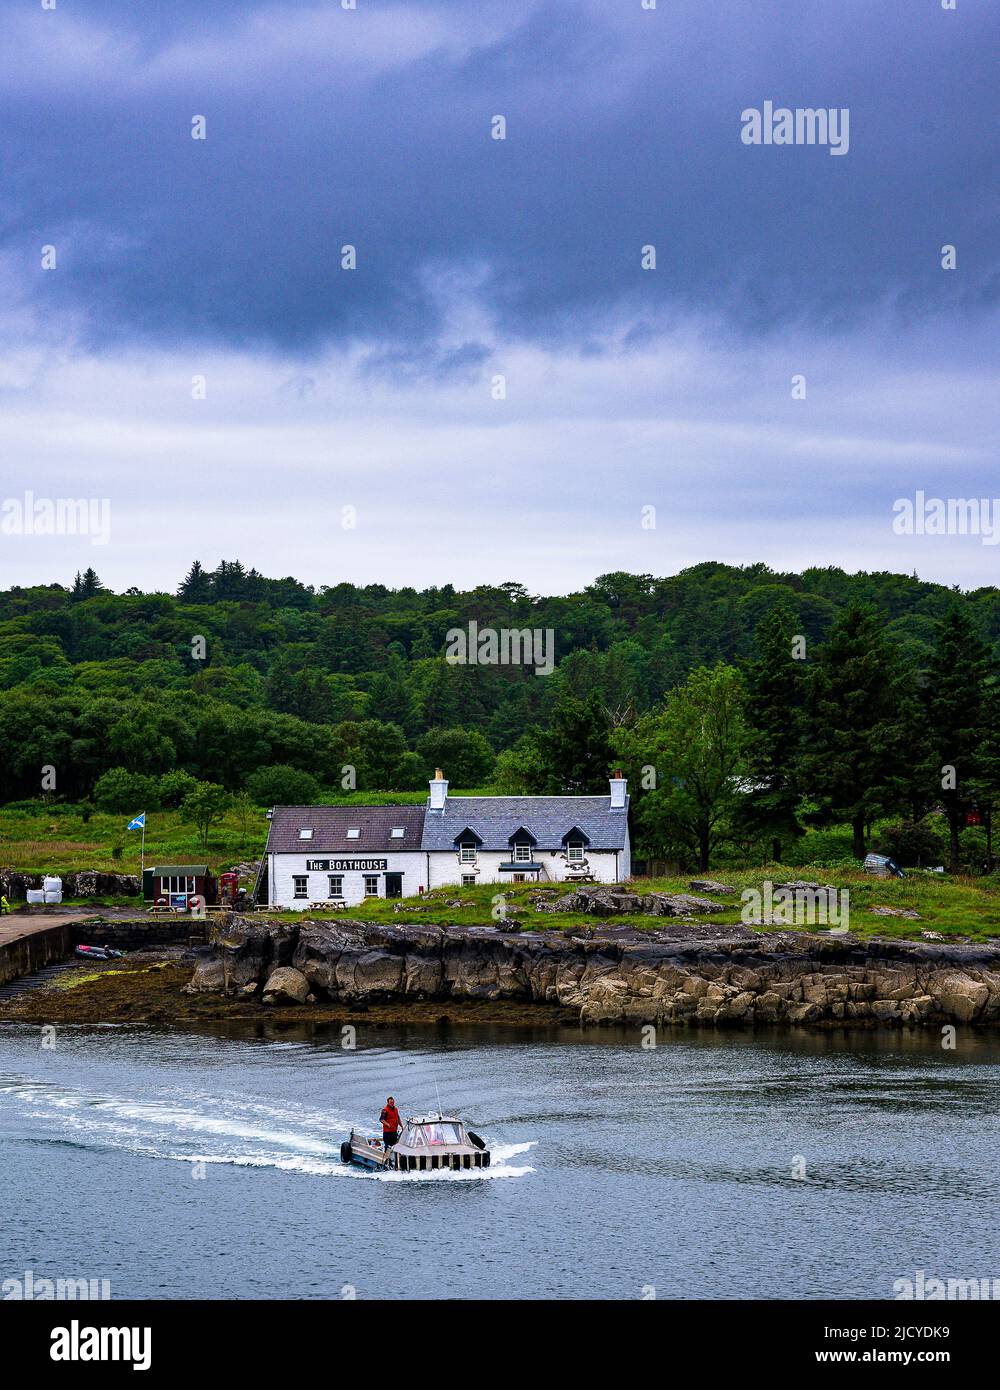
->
left=271, top=851, right=428, bottom=908
left=427, top=848, right=623, bottom=890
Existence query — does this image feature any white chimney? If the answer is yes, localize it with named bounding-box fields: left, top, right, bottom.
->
left=609, top=770, right=627, bottom=810
left=429, top=768, right=449, bottom=811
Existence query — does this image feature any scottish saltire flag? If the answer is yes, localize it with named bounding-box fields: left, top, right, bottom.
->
left=127, top=813, right=146, bottom=830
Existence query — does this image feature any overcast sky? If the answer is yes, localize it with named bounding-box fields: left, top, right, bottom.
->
left=1, top=0, right=997, bottom=595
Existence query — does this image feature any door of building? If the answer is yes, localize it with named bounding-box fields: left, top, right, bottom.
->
left=385, top=873, right=403, bottom=898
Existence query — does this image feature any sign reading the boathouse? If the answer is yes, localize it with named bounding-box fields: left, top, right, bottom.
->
left=306, top=858, right=388, bottom=872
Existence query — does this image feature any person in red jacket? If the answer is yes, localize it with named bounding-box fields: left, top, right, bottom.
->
left=380, top=1097, right=402, bottom=1152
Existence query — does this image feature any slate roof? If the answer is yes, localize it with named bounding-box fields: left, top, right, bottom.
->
left=264, top=805, right=426, bottom=854
left=420, top=796, right=629, bottom=852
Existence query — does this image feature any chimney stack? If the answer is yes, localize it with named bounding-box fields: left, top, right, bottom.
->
left=609, top=770, right=627, bottom=810
left=429, top=768, right=449, bottom=811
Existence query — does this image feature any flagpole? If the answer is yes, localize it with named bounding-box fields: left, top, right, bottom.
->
left=141, top=818, right=145, bottom=878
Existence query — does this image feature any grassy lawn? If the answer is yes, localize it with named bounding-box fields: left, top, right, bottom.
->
left=0, top=805, right=269, bottom=874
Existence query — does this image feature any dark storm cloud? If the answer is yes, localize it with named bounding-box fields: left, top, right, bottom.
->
left=1, top=0, right=997, bottom=356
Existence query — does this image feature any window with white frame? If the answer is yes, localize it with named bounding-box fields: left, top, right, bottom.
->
left=567, top=841, right=585, bottom=862
left=298, top=828, right=314, bottom=840
left=293, top=875, right=308, bottom=899
left=391, top=827, right=405, bottom=838
left=461, top=874, right=476, bottom=886
left=328, top=875, right=344, bottom=898
left=346, top=827, right=360, bottom=839
left=364, top=874, right=379, bottom=897
left=160, top=875, right=196, bottom=895
left=513, top=842, right=532, bottom=863
left=459, top=840, right=477, bottom=863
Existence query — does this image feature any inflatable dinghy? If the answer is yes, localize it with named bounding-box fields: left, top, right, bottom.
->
left=75, top=944, right=124, bottom=961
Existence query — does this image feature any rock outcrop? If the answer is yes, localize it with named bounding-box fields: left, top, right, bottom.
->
left=0, top=869, right=141, bottom=900
left=262, top=966, right=310, bottom=1005
left=535, top=888, right=727, bottom=917
left=185, top=917, right=1000, bottom=1030
left=185, top=920, right=297, bottom=994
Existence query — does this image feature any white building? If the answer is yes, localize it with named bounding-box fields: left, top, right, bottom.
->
left=421, top=770, right=630, bottom=890
left=259, top=772, right=630, bottom=909
left=258, top=805, right=427, bottom=909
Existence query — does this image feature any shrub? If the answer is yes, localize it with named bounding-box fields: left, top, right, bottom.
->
left=158, top=769, right=200, bottom=808
left=958, top=825, right=990, bottom=872
left=416, top=727, right=496, bottom=787
left=393, top=751, right=429, bottom=791
left=93, top=767, right=161, bottom=814
left=244, top=764, right=320, bottom=806
left=875, top=819, right=947, bottom=868
left=782, top=826, right=856, bottom=865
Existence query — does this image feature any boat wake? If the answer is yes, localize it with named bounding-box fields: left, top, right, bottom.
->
left=0, top=1073, right=534, bottom=1182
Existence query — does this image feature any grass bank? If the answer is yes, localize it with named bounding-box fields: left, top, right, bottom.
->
left=266, top=869, right=1000, bottom=943
left=0, top=805, right=269, bottom=874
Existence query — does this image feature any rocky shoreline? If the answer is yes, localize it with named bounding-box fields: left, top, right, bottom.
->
left=0, top=953, right=574, bottom=1029
left=4, top=913, right=999, bottom=1030
left=180, top=916, right=1000, bottom=1029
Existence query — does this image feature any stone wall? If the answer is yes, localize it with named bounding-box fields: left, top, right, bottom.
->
left=0, top=922, right=74, bottom=987
left=0, top=870, right=141, bottom=901
left=185, top=918, right=1000, bottom=1029
left=74, top=917, right=220, bottom=949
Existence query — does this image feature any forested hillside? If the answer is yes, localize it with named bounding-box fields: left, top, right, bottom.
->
left=3, top=560, right=1000, bottom=871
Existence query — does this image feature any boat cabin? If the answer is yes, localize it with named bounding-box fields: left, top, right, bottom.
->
left=391, top=1115, right=490, bottom=1172
left=343, top=1112, right=490, bottom=1172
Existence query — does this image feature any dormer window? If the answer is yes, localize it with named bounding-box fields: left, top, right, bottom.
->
left=454, top=828, right=483, bottom=861
left=508, top=827, right=536, bottom=864
left=346, top=827, right=360, bottom=839
left=561, top=827, right=590, bottom=861
left=391, top=827, right=405, bottom=839
left=298, top=828, right=314, bottom=840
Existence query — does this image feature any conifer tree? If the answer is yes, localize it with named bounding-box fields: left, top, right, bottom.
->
left=177, top=560, right=213, bottom=603
left=799, top=605, right=909, bottom=859
left=923, top=607, right=992, bottom=872
left=70, top=567, right=105, bottom=601
left=739, top=604, right=806, bottom=861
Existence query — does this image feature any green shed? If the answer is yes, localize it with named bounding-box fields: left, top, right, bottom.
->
left=142, top=864, right=216, bottom=904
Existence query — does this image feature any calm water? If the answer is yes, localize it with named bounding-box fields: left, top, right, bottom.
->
left=2, top=1020, right=998, bottom=1300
